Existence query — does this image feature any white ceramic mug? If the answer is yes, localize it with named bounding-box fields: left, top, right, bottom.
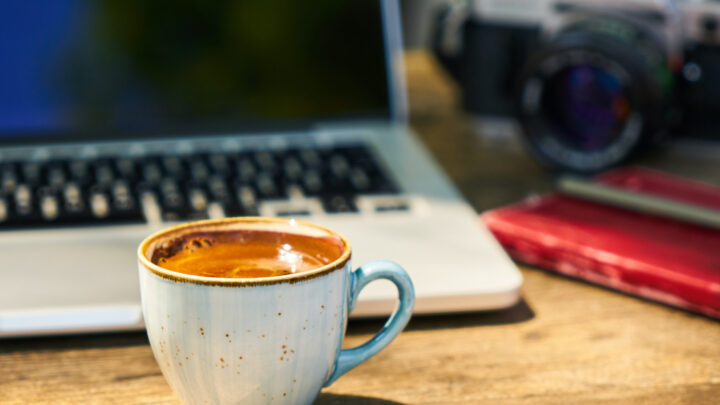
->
left=137, top=217, right=415, bottom=405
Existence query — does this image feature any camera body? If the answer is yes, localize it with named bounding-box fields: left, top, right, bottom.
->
left=434, top=0, right=720, bottom=172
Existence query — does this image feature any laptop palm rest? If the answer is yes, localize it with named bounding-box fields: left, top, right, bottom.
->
left=0, top=228, right=145, bottom=335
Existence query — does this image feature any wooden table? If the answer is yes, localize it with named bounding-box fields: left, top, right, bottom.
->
left=2, top=51, right=720, bottom=404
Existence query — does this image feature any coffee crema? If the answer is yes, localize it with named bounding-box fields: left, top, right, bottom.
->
left=151, top=230, right=344, bottom=279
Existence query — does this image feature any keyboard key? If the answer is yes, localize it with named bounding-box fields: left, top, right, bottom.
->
left=115, top=157, right=137, bottom=180
left=349, top=167, right=371, bottom=191
left=47, top=164, right=66, bottom=189
left=207, top=176, right=232, bottom=205
left=142, top=161, right=163, bottom=183
left=237, top=186, right=256, bottom=209
left=160, top=179, right=184, bottom=209
left=140, top=191, right=161, bottom=224
left=188, top=188, right=208, bottom=212
left=371, top=177, right=399, bottom=194
left=21, top=162, right=41, bottom=184
left=256, top=173, right=280, bottom=199
left=190, top=159, right=210, bottom=181
left=322, top=195, right=358, bottom=213
left=207, top=202, right=225, bottom=219
left=0, top=197, right=7, bottom=222
left=68, top=160, right=91, bottom=184
left=208, top=154, right=230, bottom=176
left=329, top=154, right=350, bottom=178
left=298, top=149, right=321, bottom=167
left=95, top=163, right=115, bottom=186
left=112, top=181, right=131, bottom=200
left=302, top=170, right=322, bottom=195
left=40, top=194, right=60, bottom=220
left=1, top=164, right=17, bottom=193
left=275, top=209, right=311, bottom=217
left=90, top=192, right=110, bottom=218
left=287, top=184, right=304, bottom=200
left=112, top=181, right=136, bottom=212
left=237, top=158, right=256, bottom=182
left=375, top=200, right=410, bottom=212
left=162, top=156, right=184, bottom=178
left=254, top=151, right=276, bottom=172
left=321, top=171, right=353, bottom=195
left=283, top=157, right=303, bottom=180
left=63, top=183, right=85, bottom=213
left=14, top=184, right=32, bottom=215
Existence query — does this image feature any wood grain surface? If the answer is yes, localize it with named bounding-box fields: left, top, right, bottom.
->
left=2, top=51, right=719, bottom=404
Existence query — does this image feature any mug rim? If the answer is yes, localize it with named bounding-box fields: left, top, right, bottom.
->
left=138, top=217, right=351, bottom=286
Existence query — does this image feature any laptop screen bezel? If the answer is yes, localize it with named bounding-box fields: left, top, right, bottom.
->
left=0, top=0, right=407, bottom=148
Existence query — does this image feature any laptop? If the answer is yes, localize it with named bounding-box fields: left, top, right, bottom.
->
left=0, top=0, right=522, bottom=337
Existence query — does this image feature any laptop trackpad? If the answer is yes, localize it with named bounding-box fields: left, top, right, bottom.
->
left=0, top=230, right=143, bottom=313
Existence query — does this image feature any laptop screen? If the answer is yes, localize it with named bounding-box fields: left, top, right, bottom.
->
left=0, top=0, right=391, bottom=145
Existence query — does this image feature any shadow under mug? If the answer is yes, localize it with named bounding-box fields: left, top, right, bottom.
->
left=137, top=217, right=415, bottom=405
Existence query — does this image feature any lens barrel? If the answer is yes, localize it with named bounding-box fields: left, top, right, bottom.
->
left=516, top=18, right=670, bottom=172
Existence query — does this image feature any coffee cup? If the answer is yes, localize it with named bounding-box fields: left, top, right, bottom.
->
left=137, top=217, right=415, bottom=404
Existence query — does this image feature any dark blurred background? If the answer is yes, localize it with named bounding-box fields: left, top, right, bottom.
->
left=0, top=0, right=389, bottom=142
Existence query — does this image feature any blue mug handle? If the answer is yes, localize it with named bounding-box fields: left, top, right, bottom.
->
left=324, top=260, right=415, bottom=386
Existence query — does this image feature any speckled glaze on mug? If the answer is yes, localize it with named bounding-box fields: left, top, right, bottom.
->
left=138, top=217, right=414, bottom=405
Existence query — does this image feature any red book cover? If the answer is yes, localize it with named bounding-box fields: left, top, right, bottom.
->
left=482, top=167, right=720, bottom=319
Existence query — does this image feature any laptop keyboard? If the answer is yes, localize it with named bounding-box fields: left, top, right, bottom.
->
left=0, top=144, right=399, bottom=229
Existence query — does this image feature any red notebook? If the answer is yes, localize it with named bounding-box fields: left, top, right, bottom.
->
left=483, top=167, right=720, bottom=319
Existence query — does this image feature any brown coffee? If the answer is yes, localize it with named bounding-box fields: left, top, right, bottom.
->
left=151, top=229, right=344, bottom=278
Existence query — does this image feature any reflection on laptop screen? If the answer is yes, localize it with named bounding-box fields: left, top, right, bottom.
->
left=0, top=0, right=390, bottom=144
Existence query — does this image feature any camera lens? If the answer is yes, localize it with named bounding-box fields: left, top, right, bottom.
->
left=516, top=20, right=669, bottom=172
left=543, top=64, right=631, bottom=151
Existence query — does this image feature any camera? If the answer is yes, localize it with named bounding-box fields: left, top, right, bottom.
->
left=433, top=0, right=720, bottom=172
